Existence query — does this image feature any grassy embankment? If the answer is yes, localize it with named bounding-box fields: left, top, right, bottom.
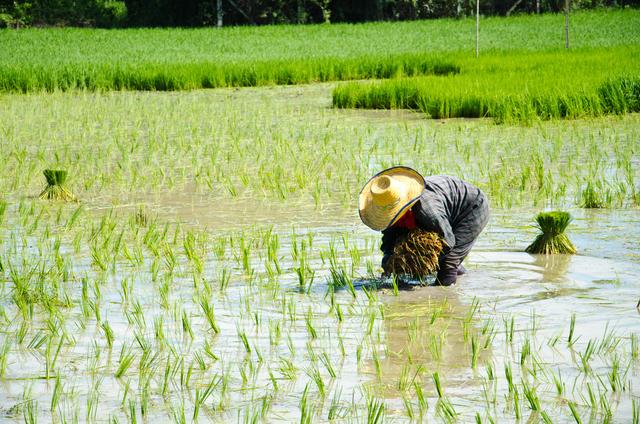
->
left=0, top=9, right=639, bottom=95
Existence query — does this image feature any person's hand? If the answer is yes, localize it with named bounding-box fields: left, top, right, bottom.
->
left=381, top=254, right=392, bottom=275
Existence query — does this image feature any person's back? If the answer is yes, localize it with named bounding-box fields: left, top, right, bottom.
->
left=359, top=167, right=489, bottom=286
left=422, top=175, right=483, bottom=227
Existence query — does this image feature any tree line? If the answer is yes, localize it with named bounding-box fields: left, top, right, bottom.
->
left=0, top=0, right=636, bottom=27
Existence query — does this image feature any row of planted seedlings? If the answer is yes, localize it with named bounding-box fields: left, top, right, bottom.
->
left=0, top=198, right=396, bottom=422
left=1, top=91, right=639, bottom=214
left=1, top=197, right=638, bottom=422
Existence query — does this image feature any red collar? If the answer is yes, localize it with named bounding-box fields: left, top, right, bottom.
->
left=392, top=209, right=417, bottom=229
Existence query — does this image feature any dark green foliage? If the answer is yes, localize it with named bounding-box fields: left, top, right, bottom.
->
left=125, top=0, right=203, bottom=27
left=0, top=0, right=126, bottom=28
left=525, top=211, right=577, bottom=255
left=1, top=0, right=638, bottom=27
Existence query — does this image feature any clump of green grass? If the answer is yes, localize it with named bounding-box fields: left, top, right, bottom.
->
left=39, top=169, right=76, bottom=201
left=598, top=76, right=640, bottom=114
left=525, top=211, right=576, bottom=255
left=579, top=181, right=608, bottom=208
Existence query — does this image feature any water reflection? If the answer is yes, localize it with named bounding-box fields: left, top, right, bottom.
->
left=530, top=253, right=572, bottom=283
left=364, top=288, right=491, bottom=399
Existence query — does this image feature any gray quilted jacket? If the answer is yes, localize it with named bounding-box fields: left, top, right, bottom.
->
left=381, top=175, right=489, bottom=285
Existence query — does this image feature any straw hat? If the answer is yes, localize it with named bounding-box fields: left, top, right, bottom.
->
left=359, top=166, right=426, bottom=231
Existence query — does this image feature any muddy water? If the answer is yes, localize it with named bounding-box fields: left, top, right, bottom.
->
left=1, top=84, right=639, bottom=422
left=134, top=191, right=640, bottom=421
left=369, top=253, right=640, bottom=421
left=68, top=196, right=640, bottom=421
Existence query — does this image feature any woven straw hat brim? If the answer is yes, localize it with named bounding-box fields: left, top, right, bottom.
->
left=359, top=166, right=425, bottom=231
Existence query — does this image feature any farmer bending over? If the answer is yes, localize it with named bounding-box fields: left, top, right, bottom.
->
left=358, top=166, right=489, bottom=286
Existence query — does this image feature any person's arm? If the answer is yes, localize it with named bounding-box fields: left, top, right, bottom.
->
left=412, top=196, right=455, bottom=253
left=412, top=194, right=458, bottom=285
left=380, top=227, right=407, bottom=268
left=380, top=227, right=402, bottom=255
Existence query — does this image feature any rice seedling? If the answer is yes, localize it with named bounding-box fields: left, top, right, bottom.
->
left=567, top=401, right=583, bottom=423
left=23, top=398, right=38, bottom=424
left=0, top=199, right=7, bottom=224
left=199, top=297, right=220, bottom=334
left=0, top=337, right=11, bottom=377
left=436, top=397, right=457, bottom=422
left=193, top=377, right=219, bottom=421
left=471, top=333, right=480, bottom=369
left=525, top=211, right=576, bottom=255
left=521, top=379, right=541, bottom=411
left=115, top=344, right=135, bottom=378
left=39, top=170, right=76, bottom=202
left=568, top=313, right=578, bottom=347
left=505, top=363, right=515, bottom=395
left=299, top=383, right=313, bottom=424
left=579, top=181, right=609, bottom=208
left=540, top=411, right=554, bottom=424
left=552, top=370, right=565, bottom=396
left=433, top=372, right=443, bottom=398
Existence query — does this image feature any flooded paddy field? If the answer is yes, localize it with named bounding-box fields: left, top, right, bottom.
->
left=0, top=84, right=639, bottom=422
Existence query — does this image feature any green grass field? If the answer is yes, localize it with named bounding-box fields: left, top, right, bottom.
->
left=1, top=9, right=639, bottom=93
left=333, top=47, right=640, bottom=122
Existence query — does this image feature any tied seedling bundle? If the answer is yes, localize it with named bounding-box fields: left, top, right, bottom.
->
left=39, top=169, right=77, bottom=201
left=525, top=211, right=576, bottom=255
left=383, top=229, right=444, bottom=279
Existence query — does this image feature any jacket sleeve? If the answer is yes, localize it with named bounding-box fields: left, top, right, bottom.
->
left=380, top=227, right=407, bottom=256
left=412, top=198, right=456, bottom=254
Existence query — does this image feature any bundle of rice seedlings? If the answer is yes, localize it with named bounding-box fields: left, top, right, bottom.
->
left=525, top=211, right=576, bottom=255
left=383, top=229, right=444, bottom=279
left=39, top=169, right=77, bottom=201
